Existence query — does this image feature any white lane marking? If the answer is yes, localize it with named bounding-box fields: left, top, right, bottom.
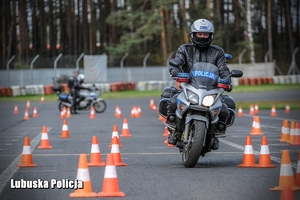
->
left=0, top=127, right=51, bottom=194
left=219, top=138, right=297, bottom=169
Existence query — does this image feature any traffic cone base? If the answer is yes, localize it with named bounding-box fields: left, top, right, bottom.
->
left=249, top=104, right=255, bottom=115
left=111, top=137, right=127, bottom=166
left=38, top=126, right=52, bottom=149
left=280, top=186, right=295, bottom=200
left=69, top=154, right=97, bottom=198
left=97, top=153, right=125, bottom=197
left=33, top=107, right=38, bottom=117
left=290, top=122, right=300, bottom=145
left=238, top=106, right=243, bottom=117
left=279, top=120, right=290, bottom=142
left=90, top=107, right=96, bottom=119
left=237, top=136, right=256, bottom=168
left=250, top=116, right=264, bottom=135
left=270, top=105, right=277, bottom=116
left=14, top=105, right=19, bottom=114
left=120, top=118, right=131, bottom=137
left=18, top=137, right=37, bottom=168
left=24, top=109, right=30, bottom=120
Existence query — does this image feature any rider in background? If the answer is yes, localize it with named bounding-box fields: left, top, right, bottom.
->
left=165, top=18, right=233, bottom=150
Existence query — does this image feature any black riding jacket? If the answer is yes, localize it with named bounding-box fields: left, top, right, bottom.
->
left=169, top=44, right=231, bottom=80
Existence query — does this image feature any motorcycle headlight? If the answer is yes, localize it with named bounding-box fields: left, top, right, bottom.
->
left=187, top=90, right=199, bottom=104
left=202, top=95, right=216, bottom=107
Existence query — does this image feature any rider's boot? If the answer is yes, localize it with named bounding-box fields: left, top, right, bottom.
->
left=211, top=138, right=219, bottom=150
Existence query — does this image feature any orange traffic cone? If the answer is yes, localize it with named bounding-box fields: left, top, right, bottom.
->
left=270, top=150, right=300, bottom=191
left=60, top=108, right=65, bottom=119
left=60, top=119, right=71, bottom=138
left=14, top=104, right=19, bottom=114
left=280, top=186, right=295, bottom=200
left=115, top=106, right=122, bottom=118
left=110, top=136, right=127, bottom=166
left=238, top=106, right=243, bottom=117
left=98, top=153, right=126, bottom=197
left=69, top=154, right=97, bottom=197
left=23, top=109, right=30, bottom=120
left=108, top=125, right=122, bottom=148
left=250, top=116, right=264, bottom=135
left=18, top=137, right=37, bottom=168
left=279, top=120, right=290, bottom=142
left=90, top=106, right=96, bottom=119
left=296, top=152, right=300, bottom=187
left=120, top=118, right=131, bottom=137
left=131, top=106, right=138, bottom=118
left=38, top=126, right=52, bottom=149
left=41, top=96, right=44, bottom=103
left=249, top=104, right=255, bottom=115
left=287, top=121, right=296, bottom=144
left=163, top=126, right=168, bottom=136
left=270, top=105, right=277, bottom=116
left=137, top=106, right=142, bottom=117
left=88, top=136, right=105, bottom=167
left=290, top=122, right=300, bottom=145
left=32, top=107, right=38, bottom=117
left=150, top=98, right=156, bottom=110
left=26, top=100, right=30, bottom=108
left=237, top=136, right=256, bottom=167
left=254, top=103, right=259, bottom=113
left=66, top=107, right=72, bottom=118
left=285, top=104, right=290, bottom=113
left=255, top=136, right=276, bottom=168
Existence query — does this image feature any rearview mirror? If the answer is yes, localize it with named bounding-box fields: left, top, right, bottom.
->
left=231, top=70, right=243, bottom=78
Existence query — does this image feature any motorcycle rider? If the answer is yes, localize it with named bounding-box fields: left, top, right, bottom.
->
left=165, top=18, right=233, bottom=150
left=68, top=72, right=89, bottom=114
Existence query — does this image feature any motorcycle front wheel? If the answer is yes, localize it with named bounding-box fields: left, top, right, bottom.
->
left=93, top=100, right=107, bottom=113
left=182, top=120, right=206, bottom=168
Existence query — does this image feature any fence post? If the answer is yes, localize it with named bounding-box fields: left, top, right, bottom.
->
left=6, top=55, right=15, bottom=87
left=54, top=53, right=62, bottom=83
left=287, top=47, right=299, bottom=75
left=120, top=53, right=128, bottom=81
left=30, top=54, right=39, bottom=84
left=264, top=49, right=271, bottom=77
left=143, top=52, right=151, bottom=81
left=76, top=53, right=84, bottom=72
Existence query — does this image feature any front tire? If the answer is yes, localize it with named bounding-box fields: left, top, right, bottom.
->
left=94, top=100, right=107, bottom=113
left=182, top=120, right=207, bottom=168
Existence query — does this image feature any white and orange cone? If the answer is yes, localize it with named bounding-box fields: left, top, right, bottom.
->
left=14, top=104, right=19, bottom=114
left=150, top=98, right=156, bottom=110
left=137, top=106, right=142, bottom=117
left=238, top=106, right=243, bottom=117
left=110, top=136, right=127, bottom=166
left=108, top=125, right=122, bottom=148
left=255, top=136, right=276, bottom=168
left=115, top=106, right=122, bottom=118
left=23, top=109, right=30, bottom=120
left=120, top=118, right=131, bottom=137
left=38, top=126, right=52, bottom=149
left=69, top=154, right=97, bottom=198
left=60, top=119, right=71, bottom=138
left=249, top=104, right=255, bottom=115
left=32, top=107, right=38, bottom=117
left=237, top=136, right=256, bottom=167
left=97, top=153, right=126, bottom=197
left=254, top=103, right=259, bottom=113
left=18, top=137, right=37, bottom=168
left=250, top=116, right=264, bottom=135
left=290, top=122, right=300, bottom=145
left=270, top=105, right=277, bottom=117
left=88, top=136, right=105, bottom=167
left=287, top=121, right=296, bottom=144
left=60, top=108, right=65, bottom=119
left=279, top=120, right=290, bottom=142
left=90, top=106, right=96, bottom=119
left=66, top=107, right=72, bottom=118
left=285, top=104, right=290, bottom=113
left=270, top=150, right=300, bottom=191
left=26, top=100, right=30, bottom=108
left=280, top=186, right=295, bottom=200
left=130, top=106, right=138, bottom=118
left=41, top=96, right=44, bottom=103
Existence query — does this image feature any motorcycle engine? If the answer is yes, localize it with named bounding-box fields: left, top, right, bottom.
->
left=79, top=101, right=87, bottom=108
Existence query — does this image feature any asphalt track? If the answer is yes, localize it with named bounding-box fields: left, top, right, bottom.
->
left=0, top=92, right=299, bottom=200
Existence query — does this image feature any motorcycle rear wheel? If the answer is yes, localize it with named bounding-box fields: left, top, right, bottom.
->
left=93, top=100, right=106, bottom=113
left=182, top=120, right=206, bottom=168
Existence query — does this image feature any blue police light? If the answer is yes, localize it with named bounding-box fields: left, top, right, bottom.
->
left=225, top=54, right=232, bottom=59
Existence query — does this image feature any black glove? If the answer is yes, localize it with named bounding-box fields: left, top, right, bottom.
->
left=225, top=85, right=232, bottom=92
left=170, top=69, right=179, bottom=77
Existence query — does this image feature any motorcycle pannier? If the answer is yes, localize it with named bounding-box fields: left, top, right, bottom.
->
left=159, top=87, right=178, bottom=118
left=58, top=93, right=69, bottom=101
left=222, top=95, right=236, bottom=110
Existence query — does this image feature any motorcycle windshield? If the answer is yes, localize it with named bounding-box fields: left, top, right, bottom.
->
left=189, top=62, right=219, bottom=90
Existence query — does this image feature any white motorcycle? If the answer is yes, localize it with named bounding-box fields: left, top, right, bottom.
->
left=158, top=55, right=243, bottom=168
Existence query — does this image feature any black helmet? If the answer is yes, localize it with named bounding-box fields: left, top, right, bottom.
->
left=190, top=19, right=214, bottom=49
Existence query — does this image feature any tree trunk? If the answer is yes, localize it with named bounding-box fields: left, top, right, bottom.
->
left=89, top=0, right=94, bottom=54
left=181, top=0, right=189, bottom=44
left=284, top=0, right=294, bottom=54
left=159, top=5, right=167, bottom=64
left=38, top=0, right=46, bottom=56
left=267, top=0, right=273, bottom=61
left=82, top=1, right=88, bottom=54
left=18, top=0, right=29, bottom=63
left=246, top=0, right=255, bottom=64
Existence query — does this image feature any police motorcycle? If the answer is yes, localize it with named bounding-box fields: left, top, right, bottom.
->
left=53, top=84, right=107, bottom=113
left=158, top=54, right=243, bottom=168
